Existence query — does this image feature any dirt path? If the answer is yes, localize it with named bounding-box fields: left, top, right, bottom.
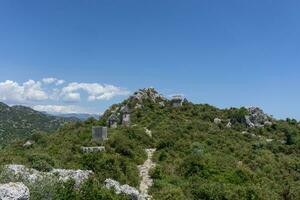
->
left=138, top=148, right=156, bottom=199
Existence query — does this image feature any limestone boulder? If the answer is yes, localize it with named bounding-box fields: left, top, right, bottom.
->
left=104, top=179, right=140, bottom=200
left=0, top=182, right=30, bottom=200
left=214, top=118, right=222, bottom=124
left=5, top=165, right=93, bottom=187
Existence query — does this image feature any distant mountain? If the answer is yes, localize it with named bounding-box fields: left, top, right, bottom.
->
left=0, top=102, right=78, bottom=145
left=54, top=113, right=100, bottom=121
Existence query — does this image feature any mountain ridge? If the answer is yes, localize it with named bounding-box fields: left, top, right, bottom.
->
left=0, top=102, right=78, bottom=145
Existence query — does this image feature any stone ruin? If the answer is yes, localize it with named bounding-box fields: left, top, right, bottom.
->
left=92, top=126, right=108, bottom=141
left=121, top=106, right=131, bottom=127
left=108, top=113, right=118, bottom=128
left=81, top=146, right=105, bottom=153
left=171, top=95, right=184, bottom=108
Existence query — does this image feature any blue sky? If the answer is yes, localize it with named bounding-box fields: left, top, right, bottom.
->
left=0, top=0, right=299, bottom=119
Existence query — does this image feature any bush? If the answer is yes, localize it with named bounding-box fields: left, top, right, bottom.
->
left=153, top=185, right=186, bottom=200
left=28, top=154, right=55, bottom=172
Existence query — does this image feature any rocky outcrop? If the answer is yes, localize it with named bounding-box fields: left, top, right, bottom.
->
left=245, top=107, right=272, bottom=128
left=81, top=146, right=105, bottom=153
left=51, top=169, right=92, bottom=186
left=104, top=179, right=140, bottom=200
left=130, top=88, right=166, bottom=105
left=0, top=182, right=30, bottom=200
left=5, top=165, right=93, bottom=187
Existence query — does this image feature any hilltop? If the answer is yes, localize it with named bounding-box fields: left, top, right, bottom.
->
left=0, top=88, right=299, bottom=200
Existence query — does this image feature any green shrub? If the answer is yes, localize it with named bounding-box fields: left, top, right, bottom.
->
left=28, top=154, right=55, bottom=172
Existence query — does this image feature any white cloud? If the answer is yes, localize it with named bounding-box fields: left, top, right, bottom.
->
left=0, top=79, right=128, bottom=103
left=0, top=80, right=48, bottom=102
left=61, top=82, right=129, bottom=101
left=42, top=77, right=65, bottom=85
left=62, top=92, right=81, bottom=102
left=32, top=104, right=92, bottom=114
left=56, top=79, right=65, bottom=85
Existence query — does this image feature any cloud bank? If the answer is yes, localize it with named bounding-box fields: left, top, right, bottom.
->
left=0, top=78, right=130, bottom=114
left=32, top=105, right=92, bottom=114
left=0, top=80, right=48, bottom=102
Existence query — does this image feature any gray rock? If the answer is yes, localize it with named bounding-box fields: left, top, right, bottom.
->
left=135, top=104, right=143, bottom=109
left=158, top=102, right=165, bottom=107
left=264, top=121, right=273, bottom=126
left=0, top=182, right=30, bottom=200
left=144, top=128, right=152, bottom=137
left=214, top=118, right=222, bottom=124
left=226, top=122, right=232, bottom=128
left=130, top=88, right=166, bottom=104
left=245, top=107, right=272, bottom=128
left=51, top=169, right=92, bottom=187
left=5, top=165, right=93, bottom=187
left=241, top=131, right=248, bottom=135
left=104, top=179, right=140, bottom=200
left=23, top=141, right=34, bottom=148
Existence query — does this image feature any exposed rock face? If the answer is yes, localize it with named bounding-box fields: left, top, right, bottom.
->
left=245, top=107, right=272, bottom=128
left=130, top=88, right=166, bottom=104
left=104, top=179, right=140, bottom=200
left=0, top=182, right=30, bottom=200
left=5, top=165, right=93, bottom=187
left=81, top=146, right=105, bottom=153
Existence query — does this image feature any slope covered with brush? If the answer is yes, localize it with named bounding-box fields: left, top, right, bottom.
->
left=0, top=102, right=77, bottom=145
left=0, top=88, right=300, bottom=200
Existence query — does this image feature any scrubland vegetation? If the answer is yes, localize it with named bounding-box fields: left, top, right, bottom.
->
left=0, top=92, right=300, bottom=199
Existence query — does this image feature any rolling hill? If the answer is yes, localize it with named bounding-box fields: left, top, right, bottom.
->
left=0, top=88, right=300, bottom=199
left=0, top=102, right=78, bottom=145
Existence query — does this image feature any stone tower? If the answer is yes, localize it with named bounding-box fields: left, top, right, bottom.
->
left=121, top=106, right=131, bottom=127
left=107, top=113, right=118, bottom=128
left=171, top=95, right=183, bottom=108
left=92, top=126, right=107, bottom=141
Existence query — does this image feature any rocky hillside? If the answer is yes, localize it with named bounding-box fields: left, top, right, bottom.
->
left=0, top=102, right=77, bottom=145
left=0, top=88, right=300, bottom=200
